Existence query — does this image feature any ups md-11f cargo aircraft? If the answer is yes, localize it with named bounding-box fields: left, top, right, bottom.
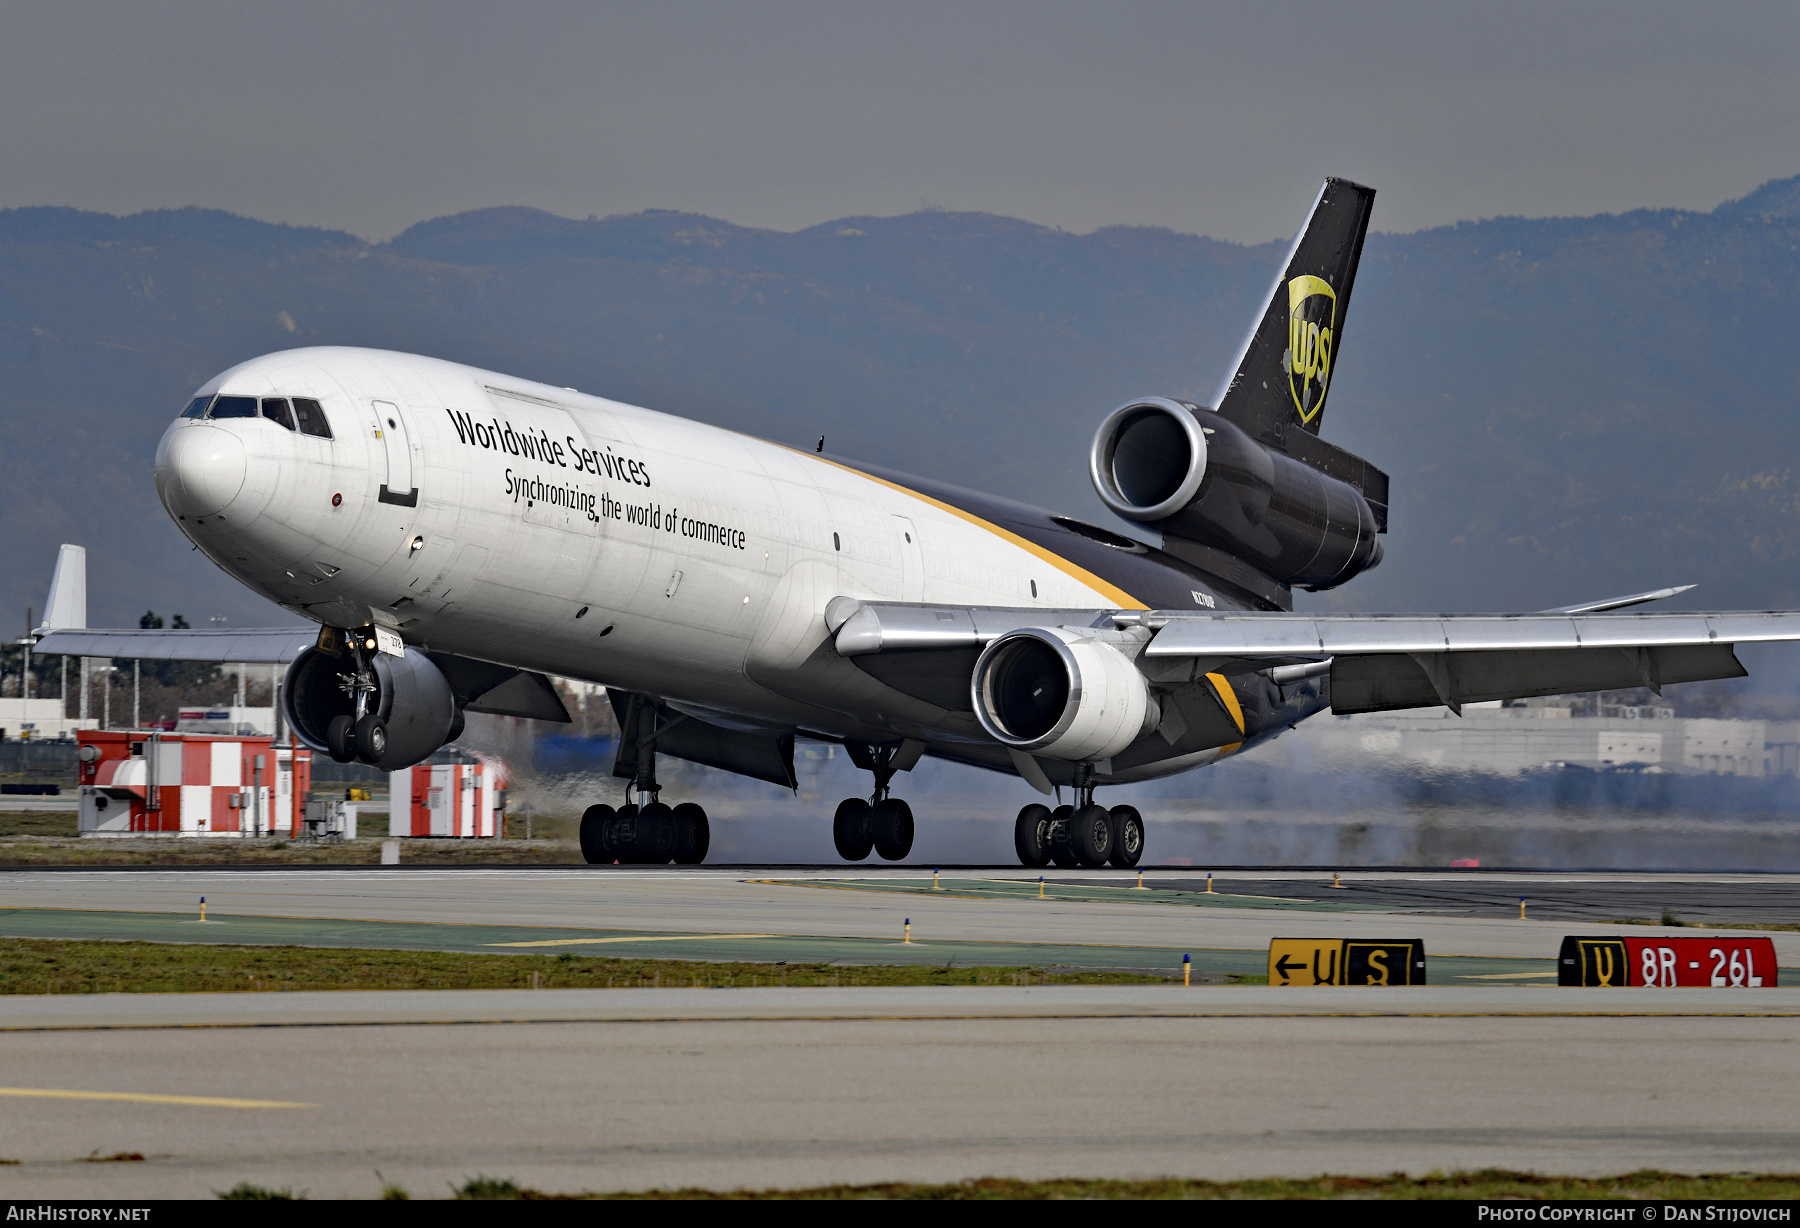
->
left=35, top=180, right=1800, bottom=865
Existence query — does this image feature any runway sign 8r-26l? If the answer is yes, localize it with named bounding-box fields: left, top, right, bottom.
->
left=1558, top=935, right=1779, bottom=987
left=1267, top=938, right=1426, bottom=985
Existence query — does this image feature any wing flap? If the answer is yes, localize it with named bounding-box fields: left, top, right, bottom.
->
left=1331, top=644, right=1746, bottom=715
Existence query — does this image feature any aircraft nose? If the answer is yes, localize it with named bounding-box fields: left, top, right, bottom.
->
left=156, top=424, right=247, bottom=518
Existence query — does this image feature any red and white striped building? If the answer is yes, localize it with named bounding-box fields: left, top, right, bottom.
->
left=389, top=759, right=503, bottom=838
left=77, top=730, right=311, bottom=837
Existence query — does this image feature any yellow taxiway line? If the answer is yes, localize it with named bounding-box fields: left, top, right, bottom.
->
left=487, top=933, right=777, bottom=948
left=0, top=1087, right=313, bottom=1109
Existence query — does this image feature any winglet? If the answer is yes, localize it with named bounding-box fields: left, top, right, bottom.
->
left=39, top=544, right=87, bottom=633
left=1540, top=585, right=1695, bottom=615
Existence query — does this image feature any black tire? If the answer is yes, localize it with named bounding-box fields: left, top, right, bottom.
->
left=872, top=798, right=914, bottom=861
left=832, top=798, right=874, bottom=861
left=326, top=714, right=357, bottom=763
left=609, top=803, right=638, bottom=862
left=1068, top=803, right=1113, bottom=868
left=636, top=801, right=678, bottom=863
left=1014, top=803, right=1053, bottom=867
left=672, top=802, right=709, bottom=864
left=1108, top=805, right=1144, bottom=868
left=354, top=714, right=388, bottom=765
left=1047, top=804, right=1079, bottom=868
left=579, top=804, right=616, bottom=864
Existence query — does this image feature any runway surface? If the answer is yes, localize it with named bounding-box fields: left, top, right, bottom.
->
left=2, top=867, right=1795, bottom=967
left=1, top=866, right=1795, bottom=1196
left=0, top=986, right=1797, bottom=1198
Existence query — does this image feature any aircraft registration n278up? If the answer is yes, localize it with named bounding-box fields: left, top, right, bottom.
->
left=36, top=179, right=1800, bottom=866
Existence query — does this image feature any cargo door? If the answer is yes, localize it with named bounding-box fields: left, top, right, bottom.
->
left=372, top=399, right=418, bottom=506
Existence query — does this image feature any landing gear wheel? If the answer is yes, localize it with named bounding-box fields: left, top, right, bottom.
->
left=872, top=798, right=914, bottom=861
left=1108, top=805, right=1144, bottom=868
left=833, top=798, right=874, bottom=861
left=579, top=804, right=616, bottom=864
left=326, top=714, right=357, bottom=763
left=354, top=714, right=387, bottom=765
left=1047, top=804, right=1079, bottom=868
left=1069, top=803, right=1113, bottom=868
left=1014, top=803, right=1053, bottom=867
left=635, top=801, right=678, bottom=863
left=672, top=802, right=709, bottom=864
left=607, top=803, right=638, bottom=862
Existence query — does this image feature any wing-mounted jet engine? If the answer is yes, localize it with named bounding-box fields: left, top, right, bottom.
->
left=1089, top=397, right=1385, bottom=591
left=283, top=628, right=573, bottom=771
left=971, top=626, right=1159, bottom=762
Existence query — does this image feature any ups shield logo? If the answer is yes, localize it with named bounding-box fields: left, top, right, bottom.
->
left=1285, top=275, right=1337, bottom=424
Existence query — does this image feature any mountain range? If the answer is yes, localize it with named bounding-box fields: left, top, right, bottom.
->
left=5, top=176, right=1800, bottom=636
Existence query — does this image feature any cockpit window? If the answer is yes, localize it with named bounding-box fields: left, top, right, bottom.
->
left=208, top=395, right=258, bottom=419
left=291, top=397, right=333, bottom=439
left=181, top=396, right=212, bottom=418
left=261, top=397, right=297, bottom=431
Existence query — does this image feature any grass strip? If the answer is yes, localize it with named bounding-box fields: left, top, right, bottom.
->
left=1612, top=913, right=1800, bottom=932
left=440, top=1170, right=1800, bottom=1200
left=0, top=813, right=79, bottom=838
left=0, top=833, right=579, bottom=865
left=0, top=937, right=1251, bottom=994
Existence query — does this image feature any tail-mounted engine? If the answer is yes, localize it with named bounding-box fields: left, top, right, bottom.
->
left=283, top=631, right=459, bottom=771
left=1089, top=397, right=1384, bottom=590
left=971, top=628, right=1158, bottom=763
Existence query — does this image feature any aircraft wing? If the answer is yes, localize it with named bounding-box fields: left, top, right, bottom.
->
left=828, top=601, right=1800, bottom=715
left=33, top=627, right=316, bottom=664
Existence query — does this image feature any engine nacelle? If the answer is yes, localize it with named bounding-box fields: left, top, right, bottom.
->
left=283, top=644, right=458, bottom=772
left=971, top=628, right=1158, bottom=763
left=1089, top=397, right=1383, bottom=590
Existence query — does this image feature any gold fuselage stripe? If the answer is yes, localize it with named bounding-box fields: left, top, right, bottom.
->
left=802, top=452, right=1149, bottom=611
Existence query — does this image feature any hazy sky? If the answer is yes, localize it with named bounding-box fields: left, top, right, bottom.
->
left=4, top=2, right=1798, bottom=243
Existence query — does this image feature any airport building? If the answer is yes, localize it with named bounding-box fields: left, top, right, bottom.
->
left=0, top=696, right=94, bottom=741
left=76, top=729, right=311, bottom=837
left=1300, top=701, right=1800, bottom=778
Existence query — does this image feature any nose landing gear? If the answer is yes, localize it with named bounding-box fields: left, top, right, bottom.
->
left=831, top=741, right=918, bottom=861
left=326, top=641, right=385, bottom=766
left=1012, top=766, right=1145, bottom=869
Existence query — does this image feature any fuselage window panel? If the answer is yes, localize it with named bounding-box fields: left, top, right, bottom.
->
left=291, top=397, right=333, bottom=439
left=262, top=397, right=297, bottom=431
left=208, top=395, right=258, bottom=419
left=181, top=396, right=212, bottom=418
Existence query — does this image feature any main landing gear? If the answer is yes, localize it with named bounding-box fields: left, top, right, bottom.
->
left=1012, top=766, right=1143, bottom=870
left=832, top=741, right=916, bottom=862
left=579, top=719, right=708, bottom=865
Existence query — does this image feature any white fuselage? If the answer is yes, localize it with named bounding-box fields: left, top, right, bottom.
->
left=155, top=347, right=1140, bottom=750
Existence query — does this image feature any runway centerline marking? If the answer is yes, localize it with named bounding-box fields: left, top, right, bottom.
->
left=0, top=1087, right=314, bottom=1108
left=487, top=934, right=779, bottom=947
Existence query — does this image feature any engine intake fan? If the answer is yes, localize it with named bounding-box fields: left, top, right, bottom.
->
left=971, top=627, right=1157, bottom=763
left=1090, top=397, right=1383, bottom=590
